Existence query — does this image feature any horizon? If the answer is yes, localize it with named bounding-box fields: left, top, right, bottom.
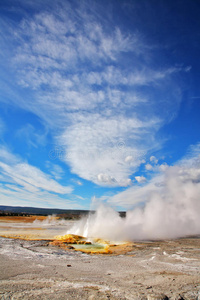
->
left=0, top=204, right=126, bottom=214
left=0, top=204, right=94, bottom=212
left=0, top=0, right=200, bottom=211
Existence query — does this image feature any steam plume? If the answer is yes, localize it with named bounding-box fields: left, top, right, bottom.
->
left=68, top=160, right=200, bottom=241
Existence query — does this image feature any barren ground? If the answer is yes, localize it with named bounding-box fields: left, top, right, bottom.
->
left=0, top=217, right=200, bottom=299
left=1, top=236, right=200, bottom=300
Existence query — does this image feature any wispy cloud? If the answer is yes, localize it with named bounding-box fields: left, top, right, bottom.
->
left=0, top=184, right=80, bottom=209
left=15, top=124, right=48, bottom=148
left=0, top=147, right=19, bottom=165
left=0, top=2, right=186, bottom=187
left=109, top=174, right=163, bottom=208
left=150, top=155, right=158, bottom=164
left=0, top=147, right=72, bottom=194
left=71, top=179, right=83, bottom=186
left=135, top=176, right=146, bottom=183
left=0, top=147, right=78, bottom=208
left=145, top=163, right=153, bottom=171
left=45, top=161, right=65, bottom=180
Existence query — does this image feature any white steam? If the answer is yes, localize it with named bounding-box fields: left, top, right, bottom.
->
left=68, top=162, right=200, bottom=241
left=33, top=215, right=67, bottom=226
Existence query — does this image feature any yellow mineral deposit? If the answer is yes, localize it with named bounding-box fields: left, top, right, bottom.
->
left=53, top=234, right=112, bottom=254
left=55, top=234, right=87, bottom=244
left=0, top=216, right=136, bottom=255
left=52, top=234, right=137, bottom=255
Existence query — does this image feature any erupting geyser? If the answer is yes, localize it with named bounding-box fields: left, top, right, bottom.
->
left=68, top=163, right=200, bottom=242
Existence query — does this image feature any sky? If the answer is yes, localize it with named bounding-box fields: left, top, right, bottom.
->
left=0, top=0, right=200, bottom=211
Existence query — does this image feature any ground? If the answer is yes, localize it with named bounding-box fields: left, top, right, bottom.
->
left=1, top=236, right=200, bottom=299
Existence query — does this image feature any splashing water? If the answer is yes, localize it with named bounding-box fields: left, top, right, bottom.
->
left=67, top=205, right=126, bottom=242
left=33, top=215, right=67, bottom=226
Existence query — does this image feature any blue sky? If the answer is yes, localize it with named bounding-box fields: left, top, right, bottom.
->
left=0, top=0, right=200, bottom=210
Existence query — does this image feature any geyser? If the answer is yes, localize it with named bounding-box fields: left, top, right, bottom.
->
left=68, top=163, right=200, bottom=241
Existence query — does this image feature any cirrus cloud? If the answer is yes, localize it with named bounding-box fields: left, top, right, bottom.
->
left=0, top=146, right=77, bottom=208
left=1, top=1, right=186, bottom=187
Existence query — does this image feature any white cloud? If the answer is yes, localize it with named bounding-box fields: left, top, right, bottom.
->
left=135, top=176, right=146, bottom=183
left=0, top=147, right=19, bottom=165
left=120, top=178, right=132, bottom=187
left=70, top=178, right=83, bottom=186
left=85, top=66, right=182, bottom=88
left=0, top=183, right=81, bottom=209
left=76, top=180, right=83, bottom=186
left=0, top=147, right=85, bottom=208
left=150, top=155, right=158, bottom=164
left=177, top=142, right=200, bottom=166
left=0, top=147, right=73, bottom=195
left=59, top=114, right=160, bottom=186
left=109, top=174, right=163, bottom=208
left=97, top=173, right=116, bottom=185
left=97, top=174, right=132, bottom=187
left=0, top=2, right=185, bottom=187
left=159, top=163, right=168, bottom=172
left=45, top=161, right=65, bottom=180
left=125, top=156, right=133, bottom=163
left=145, top=163, right=153, bottom=171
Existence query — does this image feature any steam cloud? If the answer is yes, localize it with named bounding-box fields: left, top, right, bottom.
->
left=68, top=161, right=200, bottom=241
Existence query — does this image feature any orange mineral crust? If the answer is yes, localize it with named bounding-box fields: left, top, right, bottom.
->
left=50, top=234, right=138, bottom=255
left=0, top=217, right=159, bottom=255
left=50, top=234, right=112, bottom=254
left=0, top=217, right=136, bottom=254
left=0, top=215, right=49, bottom=223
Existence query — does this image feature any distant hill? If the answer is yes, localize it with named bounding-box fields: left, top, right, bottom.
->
left=0, top=205, right=126, bottom=219
left=0, top=205, right=89, bottom=216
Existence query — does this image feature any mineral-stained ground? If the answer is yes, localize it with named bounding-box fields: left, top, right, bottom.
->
left=0, top=217, right=200, bottom=299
